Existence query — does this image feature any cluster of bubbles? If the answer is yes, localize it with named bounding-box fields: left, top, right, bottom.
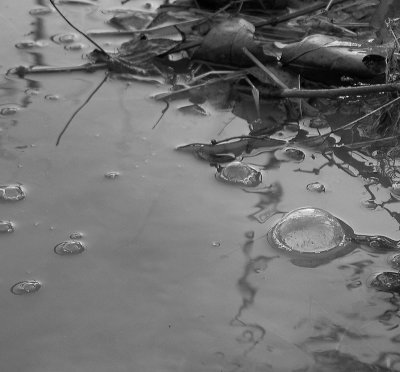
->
left=2, top=184, right=86, bottom=295
left=214, top=151, right=400, bottom=293
left=7, top=169, right=120, bottom=295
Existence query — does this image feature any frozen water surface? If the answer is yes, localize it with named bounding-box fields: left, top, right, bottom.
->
left=0, top=1, right=400, bottom=371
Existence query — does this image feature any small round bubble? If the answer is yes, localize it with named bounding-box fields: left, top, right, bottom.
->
left=54, top=240, right=85, bottom=255
left=306, top=182, right=325, bottom=193
left=44, top=94, right=60, bottom=101
left=51, top=33, right=78, bottom=44
left=29, top=7, right=52, bottom=16
left=15, top=40, right=47, bottom=49
left=15, top=41, right=37, bottom=49
left=11, top=280, right=41, bottom=295
left=0, top=221, right=14, bottom=233
left=216, top=162, right=262, bottom=187
left=245, top=231, right=255, bottom=239
left=64, top=43, right=86, bottom=51
left=0, top=185, right=25, bottom=201
left=25, top=88, right=40, bottom=96
left=70, top=232, right=83, bottom=239
left=104, top=171, right=120, bottom=179
left=0, top=105, right=20, bottom=116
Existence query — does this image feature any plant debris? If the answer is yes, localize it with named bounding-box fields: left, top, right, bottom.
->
left=9, top=0, right=400, bottom=164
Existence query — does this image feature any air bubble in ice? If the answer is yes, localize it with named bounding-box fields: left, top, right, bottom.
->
left=11, top=280, right=41, bottom=295
left=0, top=221, right=14, bottom=233
left=268, top=207, right=347, bottom=254
left=0, top=185, right=25, bottom=201
left=306, top=182, right=325, bottom=193
left=54, top=240, right=85, bottom=255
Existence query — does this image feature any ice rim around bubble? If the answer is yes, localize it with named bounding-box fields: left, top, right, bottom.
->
left=267, top=207, right=355, bottom=256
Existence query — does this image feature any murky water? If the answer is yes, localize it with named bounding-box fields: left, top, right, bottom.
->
left=1, top=1, right=400, bottom=371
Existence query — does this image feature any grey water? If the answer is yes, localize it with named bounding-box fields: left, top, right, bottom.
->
left=0, top=1, right=400, bottom=371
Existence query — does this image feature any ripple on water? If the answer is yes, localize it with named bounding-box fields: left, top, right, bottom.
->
left=0, top=185, right=25, bottom=201
left=54, top=240, right=85, bottom=255
left=10, top=280, right=41, bottom=295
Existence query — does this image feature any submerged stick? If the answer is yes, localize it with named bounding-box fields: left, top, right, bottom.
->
left=8, top=63, right=107, bottom=76
left=252, top=83, right=400, bottom=99
left=153, top=71, right=246, bottom=101
left=56, top=73, right=109, bottom=146
left=152, top=100, right=169, bottom=129
left=86, top=19, right=205, bottom=37
left=254, top=0, right=349, bottom=28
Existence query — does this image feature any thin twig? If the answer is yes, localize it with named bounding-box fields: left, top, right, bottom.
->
left=298, top=75, right=302, bottom=118
left=153, top=72, right=246, bottom=101
left=56, top=73, right=109, bottom=146
left=262, top=83, right=400, bottom=99
left=8, top=63, right=107, bottom=76
left=342, top=135, right=400, bottom=149
left=217, top=116, right=236, bottom=136
left=176, top=135, right=272, bottom=150
left=86, top=19, right=204, bottom=37
left=190, top=70, right=237, bottom=84
left=152, top=100, right=169, bottom=129
left=325, top=0, right=335, bottom=11
left=245, top=77, right=261, bottom=119
left=253, top=0, right=349, bottom=28
left=329, top=96, right=400, bottom=134
left=242, top=47, right=288, bottom=89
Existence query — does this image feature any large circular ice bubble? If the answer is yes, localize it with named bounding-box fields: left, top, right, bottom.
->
left=268, top=207, right=399, bottom=267
left=270, top=207, right=348, bottom=254
left=267, top=207, right=358, bottom=267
